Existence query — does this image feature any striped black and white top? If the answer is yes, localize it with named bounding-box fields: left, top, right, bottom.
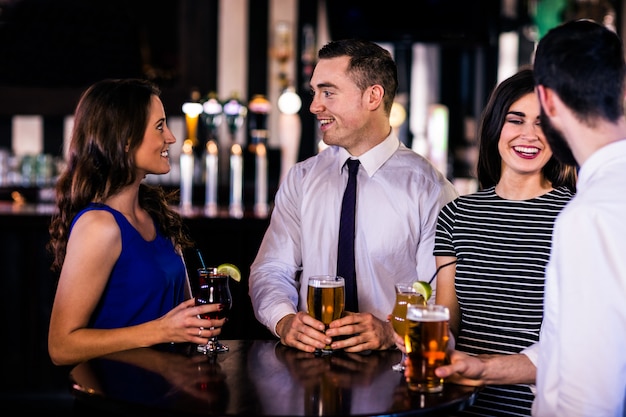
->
left=434, top=185, right=574, bottom=417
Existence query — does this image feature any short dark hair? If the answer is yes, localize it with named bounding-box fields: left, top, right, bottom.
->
left=534, top=19, right=626, bottom=124
left=476, top=68, right=577, bottom=191
left=318, top=39, right=398, bottom=115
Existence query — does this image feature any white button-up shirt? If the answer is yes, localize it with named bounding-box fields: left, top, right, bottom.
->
left=532, top=139, right=626, bottom=417
left=249, top=134, right=458, bottom=336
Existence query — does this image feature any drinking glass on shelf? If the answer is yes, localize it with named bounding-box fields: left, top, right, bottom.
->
left=195, top=267, right=233, bottom=354
left=404, top=303, right=450, bottom=393
left=390, top=283, right=426, bottom=372
left=306, top=275, right=345, bottom=355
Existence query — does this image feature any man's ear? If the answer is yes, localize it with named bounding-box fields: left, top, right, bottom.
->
left=536, top=85, right=556, bottom=116
left=365, top=84, right=385, bottom=111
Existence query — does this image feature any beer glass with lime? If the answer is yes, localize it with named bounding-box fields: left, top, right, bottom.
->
left=390, top=283, right=426, bottom=371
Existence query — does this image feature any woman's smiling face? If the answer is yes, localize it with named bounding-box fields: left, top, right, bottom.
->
left=498, top=92, right=553, bottom=177
left=133, top=95, right=177, bottom=178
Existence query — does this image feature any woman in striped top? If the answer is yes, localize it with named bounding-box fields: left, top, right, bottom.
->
left=434, top=68, right=577, bottom=417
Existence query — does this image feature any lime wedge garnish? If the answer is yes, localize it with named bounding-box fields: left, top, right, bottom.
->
left=412, top=280, right=432, bottom=301
left=217, top=263, right=241, bottom=282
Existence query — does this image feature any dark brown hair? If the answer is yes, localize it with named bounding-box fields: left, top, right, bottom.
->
left=318, top=38, right=398, bottom=115
left=48, top=78, right=193, bottom=272
left=476, top=68, right=577, bottom=191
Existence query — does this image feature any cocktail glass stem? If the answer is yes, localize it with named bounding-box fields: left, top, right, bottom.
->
left=197, top=335, right=229, bottom=354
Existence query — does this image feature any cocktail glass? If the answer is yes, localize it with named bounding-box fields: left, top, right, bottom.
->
left=195, top=267, right=232, bottom=354
left=390, top=283, right=426, bottom=371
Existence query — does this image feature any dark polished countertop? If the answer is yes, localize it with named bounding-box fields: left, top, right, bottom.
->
left=70, top=340, right=479, bottom=417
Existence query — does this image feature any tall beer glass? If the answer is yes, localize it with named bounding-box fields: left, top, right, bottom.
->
left=307, top=275, right=345, bottom=354
left=404, top=304, right=450, bottom=393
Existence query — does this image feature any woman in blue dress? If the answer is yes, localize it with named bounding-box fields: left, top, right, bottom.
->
left=48, top=79, right=223, bottom=366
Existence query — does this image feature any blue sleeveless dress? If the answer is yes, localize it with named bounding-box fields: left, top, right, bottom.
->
left=70, top=203, right=188, bottom=329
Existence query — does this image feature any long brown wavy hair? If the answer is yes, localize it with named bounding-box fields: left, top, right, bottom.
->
left=48, top=78, right=194, bottom=273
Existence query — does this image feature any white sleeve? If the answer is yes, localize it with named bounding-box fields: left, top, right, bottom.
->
left=520, top=342, right=539, bottom=367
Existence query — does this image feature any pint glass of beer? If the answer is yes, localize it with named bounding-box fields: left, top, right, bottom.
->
left=307, top=275, right=345, bottom=354
left=404, top=303, right=450, bottom=393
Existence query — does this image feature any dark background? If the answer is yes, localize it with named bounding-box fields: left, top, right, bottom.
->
left=0, top=0, right=512, bottom=179
left=2, top=0, right=620, bottom=179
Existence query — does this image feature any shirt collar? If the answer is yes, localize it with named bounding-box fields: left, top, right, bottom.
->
left=337, top=133, right=400, bottom=177
left=577, top=138, right=626, bottom=188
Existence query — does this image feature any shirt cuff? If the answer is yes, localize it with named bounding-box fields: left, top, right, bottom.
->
left=521, top=342, right=539, bottom=367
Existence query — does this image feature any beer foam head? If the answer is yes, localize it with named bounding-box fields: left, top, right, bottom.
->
left=309, top=275, right=345, bottom=288
left=406, top=304, right=450, bottom=322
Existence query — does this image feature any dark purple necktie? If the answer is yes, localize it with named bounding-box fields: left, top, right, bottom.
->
left=337, top=158, right=360, bottom=312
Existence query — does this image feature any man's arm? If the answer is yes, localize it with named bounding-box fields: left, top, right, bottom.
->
left=435, top=349, right=536, bottom=386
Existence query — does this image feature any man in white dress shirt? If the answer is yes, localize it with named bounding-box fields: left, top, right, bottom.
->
left=249, top=39, right=458, bottom=353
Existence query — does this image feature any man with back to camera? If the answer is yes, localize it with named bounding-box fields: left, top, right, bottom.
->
left=434, top=19, right=626, bottom=417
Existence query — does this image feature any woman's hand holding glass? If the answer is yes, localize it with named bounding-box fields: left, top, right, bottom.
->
left=193, top=301, right=227, bottom=343
left=160, top=298, right=225, bottom=345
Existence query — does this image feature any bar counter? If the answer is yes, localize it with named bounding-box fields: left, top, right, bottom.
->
left=0, top=201, right=274, bottom=413
left=70, top=340, right=480, bottom=416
